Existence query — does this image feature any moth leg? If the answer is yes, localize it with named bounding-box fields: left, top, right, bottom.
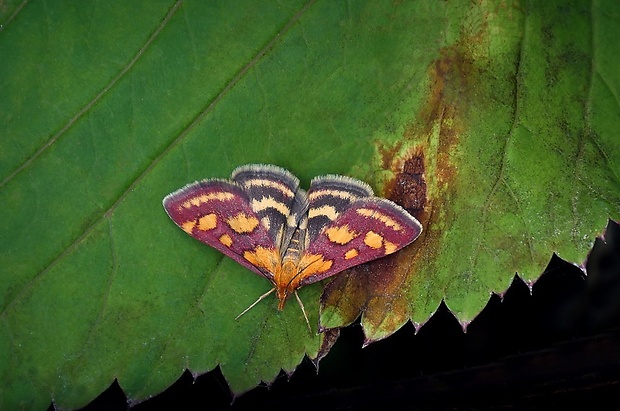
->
left=294, top=291, right=312, bottom=334
left=235, top=288, right=275, bottom=320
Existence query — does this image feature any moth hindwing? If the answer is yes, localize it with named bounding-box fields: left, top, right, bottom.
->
left=163, top=164, right=423, bottom=323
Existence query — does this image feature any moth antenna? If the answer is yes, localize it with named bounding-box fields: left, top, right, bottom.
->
left=294, top=291, right=313, bottom=334
left=235, top=288, right=275, bottom=320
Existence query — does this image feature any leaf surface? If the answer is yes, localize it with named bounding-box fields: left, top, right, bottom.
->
left=321, top=0, right=620, bottom=341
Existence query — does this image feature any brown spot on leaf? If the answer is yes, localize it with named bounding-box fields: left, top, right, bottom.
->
left=388, top=154, right=427, bottom=218
left=382, top=37, right=482, bottom=214
left=379, top=141, right=403, bottom=171
left=322, top=21, right=491, bottom=343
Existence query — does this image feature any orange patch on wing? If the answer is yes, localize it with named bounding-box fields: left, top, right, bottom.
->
left=299, top=253, right=333, bottom=276
left=219, top=234, right=233, bottom=247
left=325, top=225, right=358, bottom=245
left=344, top=249, right=359, bottom=260
left=384, top=240, right=398, bottom=254
left=364, top=231, right=383, bottom=249
left=181, top=221, right=196, bottom=233
left=243, top=246, right=279, bottom=273
left=197, top=213, right=217, bottom=231
left=227, top=213, right=259, bottom=233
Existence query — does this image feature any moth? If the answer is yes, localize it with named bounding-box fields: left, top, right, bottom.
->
left=163, top=164, right=422, bottom=329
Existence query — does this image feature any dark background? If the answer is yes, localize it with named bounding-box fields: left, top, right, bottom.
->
left=66, top=220, right=620, bottom=410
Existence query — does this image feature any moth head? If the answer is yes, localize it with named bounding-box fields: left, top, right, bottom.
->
left=275, top=287, right=290, bottom=311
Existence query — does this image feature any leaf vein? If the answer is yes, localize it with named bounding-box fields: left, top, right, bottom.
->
left=0, top=0, right=28, bottom=35
left=0, top=0, right=183, bottom=188
left=472, top=7, right=527, bottom=271
left=61, top=219, right=119, bottom=376
left=138, top=252, right=228, bottom=394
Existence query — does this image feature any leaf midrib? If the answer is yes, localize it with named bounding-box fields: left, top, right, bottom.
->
left=0, top=0, right=183, bottom=188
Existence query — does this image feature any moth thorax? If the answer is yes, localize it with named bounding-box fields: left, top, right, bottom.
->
left=281, top=225, right=306, bottom=263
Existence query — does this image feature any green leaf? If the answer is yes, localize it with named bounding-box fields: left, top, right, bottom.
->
left=320, top=0, right=620, bottom=342
left=1, top=0, right=618, bottom=408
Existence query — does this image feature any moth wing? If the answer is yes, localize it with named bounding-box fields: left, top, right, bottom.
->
left=299, top=197, right=422, bottom=286
left=163, top=179, right=278, bottom=280
left=306, top=174, right=374, bottom=243
left=231, top=164, right=308, bottom=256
